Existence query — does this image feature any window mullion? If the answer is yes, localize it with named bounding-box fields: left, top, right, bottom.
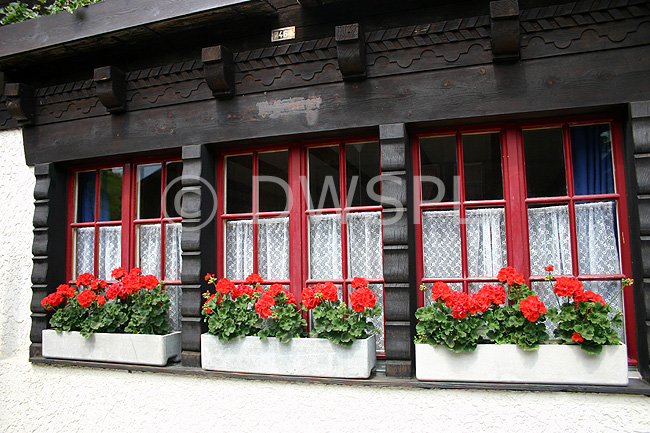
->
left=93, top=169, right=101, bottom=277
left=563, top=124, right=580, bottom=276
left=456, top=132, right=469, bottom=292
left=503, top=126, right=528, bottom=277
left=252, top=152, right=260, bottom=275
left=339, top=142, right=349, bottom=303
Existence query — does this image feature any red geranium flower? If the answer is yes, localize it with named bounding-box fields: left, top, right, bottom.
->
left=111, top=267, right=127, bottom=280
left=284, top=290, right=298, bottom=306
left=574, top=290, right=606, bottom=305
left=519, top=295, right=547, bottom=322
left=56, top=284, right=75, bottom=298
left=215, top=278, right=235, bottom=296
left=544, top=265, right=554, bottom=272
left=553, top=276, right=584, bottom=298
left=232, top=283, right=253, bottom=299
left=431, top=281, right=452, bottom=302
left=319, top=282, right=338, bottom=302
left=204, top=273, right=214, bottom=281
left=349, top=286, right=376, bottom=312
left=76, top=289, right=97, bottom=308
left=267, top=283, right=284, bottom=297
left=301, top=286, right=321, bottom=310
left=572, top=332, right=585, bottom=343
left=142, top=274, right=160, bottom=290
left=350, top=277, right=369, bottom=289
left=41, top=292, right=64, bottom=310
left=255, top=293, right=275, bottom=318
left=96, top=295, right=106, bottom=307
left=245, top=273, right=264, bottom=286
left=76, top=273, right=94, bottom=287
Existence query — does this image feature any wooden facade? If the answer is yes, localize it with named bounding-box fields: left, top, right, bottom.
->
left=2, top=0, right=650, bottom=380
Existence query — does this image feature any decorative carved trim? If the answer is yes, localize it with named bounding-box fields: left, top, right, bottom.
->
left=202, top=46, right=235, bottom=99
left=336, top=23, right=367, bottom=81
left=5, top=82, right=35, bottom=125
left=94, top=66, right=126, bottom=113
left=490, top=0, right=520, bottom=62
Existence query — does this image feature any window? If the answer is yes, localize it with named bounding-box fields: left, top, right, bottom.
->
left=216, top=140, right=386, bottom=352
left=414, top=118, right=636, bottom=360
left=67, top=158, right=183, bottom=330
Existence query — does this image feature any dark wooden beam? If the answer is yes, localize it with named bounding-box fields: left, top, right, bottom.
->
left=335, top=23, right=367, bottom=81
left=5, top=82, right=35, bottom=125
left=490, top=0, right=520, bottom=62
left=94, top=66, right=126, bottom=113
left=202, top=46, right=236, bottom=99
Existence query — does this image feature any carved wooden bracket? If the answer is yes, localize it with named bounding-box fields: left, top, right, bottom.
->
left=335, top=23, right=367, bottom=81
left=5, top=83, right=35, bottom=125
left=490, top=0, right=520, bottom=62
left=202, top=46, right=235, bottom=99
left=94, top=66, right=126, bottom=113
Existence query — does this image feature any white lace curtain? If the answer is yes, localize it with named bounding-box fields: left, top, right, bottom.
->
left=422, top=208, right=506, bottom=278
left=75, top=226, right=122, bottom=280
left=225, top=218, right=290, bottom=281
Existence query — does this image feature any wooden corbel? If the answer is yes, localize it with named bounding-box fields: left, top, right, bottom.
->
left=490, top=0, right=520, bottom=62
left=202, top=46, right=235, bottom=99
left=335, top=23, right=367, bottom=81
left=94, top=66, right=126, bottom=113
left=5, top=83, right=35, bottom=125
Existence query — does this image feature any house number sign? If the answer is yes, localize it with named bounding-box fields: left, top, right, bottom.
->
left=271, top=26, right=296, bottom=42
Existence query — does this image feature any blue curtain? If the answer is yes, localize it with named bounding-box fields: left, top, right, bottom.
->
left=77, top=172, right=95, bottom=223
left=570, top=124, right=614, bottom=195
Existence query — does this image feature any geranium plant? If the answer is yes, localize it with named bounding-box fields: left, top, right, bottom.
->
left=202, top=274, right=380, bottom=346
left=415, top=266, right=549, bottom=352
left=41, top=267, right=171, bottom=337
left=301, top=277, right=381, bottom=346
left=544, top=265, right=631, bottom=355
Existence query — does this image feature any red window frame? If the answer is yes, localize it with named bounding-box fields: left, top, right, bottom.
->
left=412, top=116, right=636, bottom=363
left=215, top=137, right=386, bottom=355
left=65, top=156, right=182, bottom=285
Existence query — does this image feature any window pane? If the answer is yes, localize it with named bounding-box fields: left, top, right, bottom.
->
left=165, top=284, right=182, bottom=332
left=225, top=219, right=253, bottom=280
left=462, top=132, right=503, bottom=201
left=258, top=217, right=290, bottom=280
left=165, top=162, right=183, bottom=218
left=528, top=204, right=572, bottom=276
left=523, top=128, right=567, bottom=198
left=259, top=151, right=289, bottom=213
left=138, top=224, right=161, bottom=278
left=138, top=164, right=162, bottom=219
left=466, top=207, right=507, bottom=277
left=309, top=213, right=342, bottom=279
left=98, top=168, right=123, bottom=222
left=165, top=222, right=182, bottom=281
left=309, top=146, right=340, bottom=209
left=367, top=283, right=385, bottom=352
left=583, top=280, right=624, bottom=340
left=346, top=142, right=380, bottom=207
left=98, top=226, right=121, bottom=280
left=420, top=135, right=456, bottom=203
left=570, top=124, right=614, bottom=195
left=422, top=209, right=462, bottom=278
left=226, top=155, right=253, bottom=214
left=76, top=171, right=96, bottom=223
left=469, top=281, right=504, bottom=294
left=576, top=201, right=620, bottom=275
left=75, top=227, right=94, bottom=277
left=346, top=211, right=383, bottom=278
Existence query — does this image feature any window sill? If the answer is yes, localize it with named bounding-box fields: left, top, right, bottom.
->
left=29, top=356, right=650, bottom=396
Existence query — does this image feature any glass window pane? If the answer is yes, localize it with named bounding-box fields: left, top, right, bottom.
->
left=422, top=209, right=462, bottom=278
left=576, top=201, right=621, bottom=275
left=165, top=284, right=182, bottom=332
left=570, top=124, right=614, bottom=195
left=98, top=168, right=123, bottom=222
left=466, top=207, right=507, bottom=277
left=138, top=164, right=162, bottom=219
left=367, top=283, right=385, bottom=352
left=165, top=161, right=183, bottom=218
left=138, top=224, right=161, bottom=278
left=98, top=226, right=121, bottom=280
left=76, top=171, right=96, bottom=223
left=75, top=227, right=95, bottom=277
left=259, top=151, right=289, bottom=213
left=528, top=204, right=572, bottom=276
left=346, top=211, right=383, bottom=278
left=226, top=155, right=253, bottom=214
left=225, top=219, right=253, bottom=280
left=346, top=142, right=380, bottom=207
left=309, top=213, right=342, bottom=279
left=523, top=128, right=567, bottom=198
left=165, top=222, right=182, bottom=281
left=258, top=217, right=290, bottom=280
left=420, top=135, right=456, bottom=203
left=309, top=146, right=340, bottom=210
left=462, top=132, right=503, bottom=201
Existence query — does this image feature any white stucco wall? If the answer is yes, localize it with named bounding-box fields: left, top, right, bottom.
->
left=0, top=128, right=649, bottom=433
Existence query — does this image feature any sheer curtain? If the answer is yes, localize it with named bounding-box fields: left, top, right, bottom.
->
left=98, top=226, right=121, bottom=280
left=75, top=227, right=95, bottom=276
left=528, top=205, right=572, bottom=276
left=422, top=210, right=462, bottom=278
left=346, top=211, right=384, bottom=351
left=575, top=202, right=620, bottom=275
left=225, top=219, right=254, bottom=280
left=309, top=214, right=342, bottom=279
left=466, top=208, right=507, bottom=277
left=139, top=224, right=161, bottom=277
left=258, top=217, right=290, bottom=280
